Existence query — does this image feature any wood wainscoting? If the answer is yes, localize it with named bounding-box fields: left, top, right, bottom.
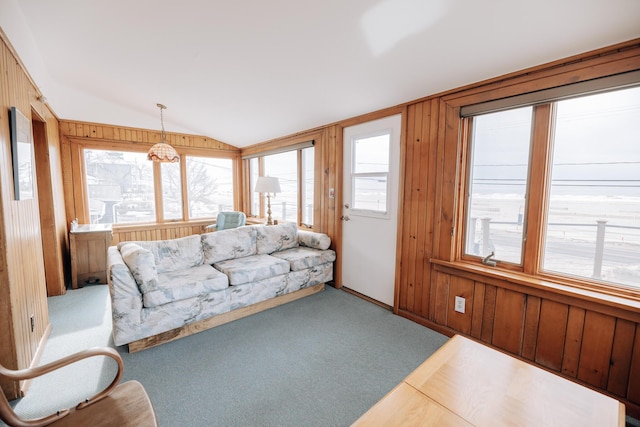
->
left=401, top=261, right=640, bottom=418
left=110, top=220, right=217, bottom=246
left=393, top=40, right=640, bottom=418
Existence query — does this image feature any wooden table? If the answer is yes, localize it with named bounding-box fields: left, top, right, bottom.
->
left=352, top=335, right=624, bottom=426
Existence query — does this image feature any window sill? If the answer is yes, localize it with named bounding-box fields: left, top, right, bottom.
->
left=430, top=259, right=640, bottom=321
left=112, top=219, right=216, bottom=233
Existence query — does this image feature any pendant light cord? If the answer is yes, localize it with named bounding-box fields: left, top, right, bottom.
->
left=157, top=103, right=167, bottom=143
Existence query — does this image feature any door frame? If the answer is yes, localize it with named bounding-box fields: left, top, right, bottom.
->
left=334, top=108, right=407, bottom=313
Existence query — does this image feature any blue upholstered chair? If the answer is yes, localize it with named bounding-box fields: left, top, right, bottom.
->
left=207, top=211, right=246, bottom=231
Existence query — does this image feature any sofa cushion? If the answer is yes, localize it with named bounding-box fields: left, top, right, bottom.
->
left=119, top=243, right=159, bottom=293
left=118, top=235, right=204, bottom=274
left=202, top=226, right=257, bottom=264
left=142, top=264, right=229, bottom=308
left=298, top=230, right=331, bottom=250
left=255, top=222, right=298, bottom=254
left=271, top=247, right=336, bottom=271
left=213, top=254, right=290, bottom=286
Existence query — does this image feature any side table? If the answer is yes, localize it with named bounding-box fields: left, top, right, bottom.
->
left=69, top=223, right=112, bottom=289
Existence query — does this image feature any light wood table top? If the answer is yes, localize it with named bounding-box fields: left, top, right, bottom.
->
left=352, top=335, right=624, bottom=427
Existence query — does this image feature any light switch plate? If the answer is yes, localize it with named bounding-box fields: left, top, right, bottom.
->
left=454, top=296, right=465, bottom=314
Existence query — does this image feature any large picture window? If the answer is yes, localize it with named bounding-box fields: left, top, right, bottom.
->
left=83, top=148, right=235, bottom=225
left=462, top=84, right=640, bottom=291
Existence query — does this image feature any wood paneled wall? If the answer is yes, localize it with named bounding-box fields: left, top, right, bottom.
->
left=245, top=39, right=640, bottom=417
left=0, top=30, right=53, bottom=399
left=419, top=263, right=640, bottom=416
left=240, top=106, right=404, bottom=284
left=393, top=40, right=640, bottom=417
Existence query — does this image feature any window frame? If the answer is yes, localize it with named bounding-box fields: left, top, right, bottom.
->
left=456, top=83, right=640, bottom=299
left=73, top=140, right=239, bottom=226
left=245, top=141, right=316, bottom=228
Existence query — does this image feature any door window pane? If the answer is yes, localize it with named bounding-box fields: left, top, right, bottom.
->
left=351, top=132, right=390, bottom=214
left=354, top=133, right=389, bottom=173
left=161, top=162, right=182, bottom=220
left=186, top=156, right=233, bottom=219
left=84, top=149, right=155, bottom=224
left=464, top=107, right=533, bottom=263
left=353, top=176, right=387, bottom=212
left=264, top=151, right=298, bottom=222
left=543, top=87, right=640, bottom=288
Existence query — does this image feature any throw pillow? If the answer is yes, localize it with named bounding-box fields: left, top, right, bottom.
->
left=298, top=230, right=331, bottom=250
left=118, top=235, right=204, bottom=274
left=120, top=243, right=159, bottom=294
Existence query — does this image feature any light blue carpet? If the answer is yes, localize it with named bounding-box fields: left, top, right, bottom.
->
left=6, top=284, right=449, bottom=426
left=118, top=286, right=449, bottom=426
left=6, top=284, right=640, bottom=426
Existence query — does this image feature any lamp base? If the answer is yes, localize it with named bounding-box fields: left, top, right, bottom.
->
left=266, top=195, right=274, bottom=225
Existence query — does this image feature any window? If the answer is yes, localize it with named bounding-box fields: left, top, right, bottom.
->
left=249, top=157, right=259, bottom=217
left=351, top=132, right=390, bottom=214
left=83, top=148, right=235, bottom=225
left=462, top=84, right=640, bottom=291
left=247, top=142, right=315, bottom=227
left=464, top=107, right=532, bottom=264
left=301, top=147, right=314, bottom=225
left=161, top=161, right=182, bottom=220
left=186, top=156, right=234, bottom=219
left=264, top=151, right=297, bottom=222
left=542, top=88, right=640, bottom=288
left=85, top=149, right=156, bottom=224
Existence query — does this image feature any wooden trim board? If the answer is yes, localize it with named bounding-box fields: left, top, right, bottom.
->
left=127, top=283, right=325, bottom=353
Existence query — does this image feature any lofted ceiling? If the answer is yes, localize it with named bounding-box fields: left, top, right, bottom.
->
left=2, top=0, right=640, bottom=148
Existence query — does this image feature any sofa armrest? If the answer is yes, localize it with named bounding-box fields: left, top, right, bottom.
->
left=107, top=246, right=144, bottom=346
left=297, top=230, right=331, bottom=250
left=107, top=246, right=142, bottom=299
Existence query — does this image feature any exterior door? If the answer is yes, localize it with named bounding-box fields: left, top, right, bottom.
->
left=342, top=114, right=401, bottom=306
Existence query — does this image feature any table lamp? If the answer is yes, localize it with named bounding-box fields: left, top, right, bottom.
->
left=254, top=176, right=281, bottom=225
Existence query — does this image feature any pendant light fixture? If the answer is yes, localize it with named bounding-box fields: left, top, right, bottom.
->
left=148, top=103, right=180, bottom=163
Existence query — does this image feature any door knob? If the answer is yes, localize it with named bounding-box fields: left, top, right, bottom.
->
left=344, top=204, right=350, bottom=209
left=341, top=215, right=351, bottom=221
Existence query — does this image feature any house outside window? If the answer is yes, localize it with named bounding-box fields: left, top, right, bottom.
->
left=462, top=84, right=640, bottom=290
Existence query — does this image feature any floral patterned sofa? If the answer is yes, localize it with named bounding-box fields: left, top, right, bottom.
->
left=107, top=222, right=335, bottom=352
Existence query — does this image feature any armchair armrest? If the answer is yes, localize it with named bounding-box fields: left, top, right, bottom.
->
left=0, top=347, right=123, bottom=427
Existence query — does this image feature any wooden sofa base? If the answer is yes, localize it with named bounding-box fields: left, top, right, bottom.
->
left=127, top=283, right=325, bottom=353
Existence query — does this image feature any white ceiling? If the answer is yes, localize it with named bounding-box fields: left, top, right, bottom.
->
left=2, top=0, right=640, bottom=147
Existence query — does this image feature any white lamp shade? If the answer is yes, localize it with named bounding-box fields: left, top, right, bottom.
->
left=255, top=176, right=281, bottom=193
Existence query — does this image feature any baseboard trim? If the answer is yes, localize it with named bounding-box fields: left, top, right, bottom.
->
left=341, top=287, right=392, bottom=311
left=128, top=283, right=325, bottom=353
